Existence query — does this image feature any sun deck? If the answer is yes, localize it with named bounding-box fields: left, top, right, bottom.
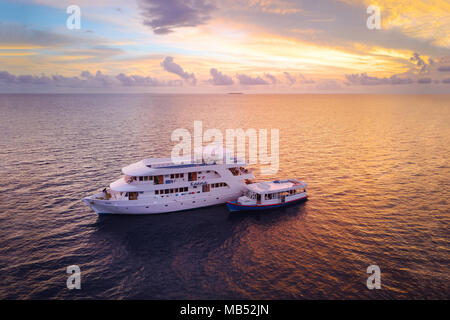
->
left=247, top=179, right=307, bottom=194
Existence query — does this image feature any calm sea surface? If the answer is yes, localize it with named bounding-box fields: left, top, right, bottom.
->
left=0, top=94, right=449, bottom=299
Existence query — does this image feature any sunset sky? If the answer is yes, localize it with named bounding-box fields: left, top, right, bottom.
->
left=1, top=0, right=450, bottom=93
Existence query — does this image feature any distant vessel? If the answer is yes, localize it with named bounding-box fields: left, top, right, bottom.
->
left=226, top=179, right=307, bottom=212
left=83, top=149, right=254, bottom=215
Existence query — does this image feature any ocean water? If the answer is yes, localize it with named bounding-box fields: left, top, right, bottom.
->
left=0, top=94, right=449, bottom=299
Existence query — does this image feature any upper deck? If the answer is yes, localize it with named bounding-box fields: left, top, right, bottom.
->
left=247, top=179, right=307, bottom=194
left=122, top=156, right=248, bottom=176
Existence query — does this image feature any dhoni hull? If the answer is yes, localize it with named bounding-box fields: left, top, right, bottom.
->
left=226, top=196, right=307, bottom=212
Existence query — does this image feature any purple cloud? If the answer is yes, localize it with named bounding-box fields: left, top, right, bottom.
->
left=438, top=66, right=450, bottom=72
left=0, top=70, right=183, bottom=88
left=0, top=71, right=19, bottom=83
left=284, top=72, right=296, bottom=85
left=345, top=73, right=388, bottom=85
left=345, top=73, right=413, bottom=85
left=417, top=78, right=432, bottom=84
left=139, top=0, right=216, bottom=34
left=264, top=73, right=277, bottom=84
left=298, top=74, right=315, bottom=84
left=116, top=73, right=182, bottom=87
left=0, top=71, right=53, bottom=86
left=161, top=56, right=196, bottom=85
left=208, top=68, right=234, bottom=85
left=410, top=52, right=428, bottom=72
left=389, top=75, right=414, bottom=85
left=236, top=74, right=269, bottom=85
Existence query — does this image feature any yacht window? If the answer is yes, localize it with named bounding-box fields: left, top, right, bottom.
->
left=188, top=172, right=198, bottom=181
left=139, top=176, right=143, bottom=181
left=144, top=176, right=148, bottom=181
left=170, top=174, right=174, bottom=179
left=128, top=192, right=138, bottom=200
left=184, top=187, right=188, bottom=192
left=165, top=189, right=169, bottom=194
left=170, top=189, right=174, bottom=193
left=154, top=175, right=163, bottom=185
left=149, top=176, right=153, bottom=180
left=155, top=190, right=159, bottom=195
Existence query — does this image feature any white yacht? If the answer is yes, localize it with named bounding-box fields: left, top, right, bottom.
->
left=82, top=152, right=254, bottom=215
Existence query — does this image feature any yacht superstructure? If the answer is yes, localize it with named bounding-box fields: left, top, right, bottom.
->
left=83, top=153, right=254, bottom=214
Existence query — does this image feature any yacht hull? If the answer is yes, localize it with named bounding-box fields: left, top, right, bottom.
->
left=83, top=192, right=241, bottom=215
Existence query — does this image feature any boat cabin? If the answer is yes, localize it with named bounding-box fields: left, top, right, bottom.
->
left=237, top=179, right=307, bottom=206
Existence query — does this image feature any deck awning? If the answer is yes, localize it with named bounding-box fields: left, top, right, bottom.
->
left=247, top=180, right=307, bottom=194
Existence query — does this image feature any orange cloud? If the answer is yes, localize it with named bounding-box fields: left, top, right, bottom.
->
left=343, top=0, right=450, bottom=48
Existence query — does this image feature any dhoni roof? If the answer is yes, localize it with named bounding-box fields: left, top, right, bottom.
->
left=247, top=179, right=307, bottom=194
